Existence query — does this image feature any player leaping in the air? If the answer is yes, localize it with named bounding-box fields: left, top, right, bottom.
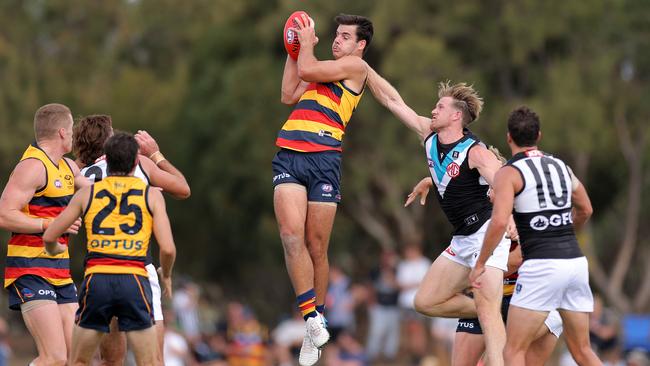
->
left=273, top=12, right=372, bottom=366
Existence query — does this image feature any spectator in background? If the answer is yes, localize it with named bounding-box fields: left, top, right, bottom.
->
left=396, top=243, right=432, bottom=364
left=173, top=280, right=202, bottom=342
left=272, top=311, right=305, bottom=366
left=0, top=316, right=10, bottom=366
left=327, top=331, right=369, bottom=366
left=224, top=302, right=270, bottom=366
left=163, top=310, right=193, bottom=366
left=326, top=265, right=357, bottom=342
left=591, top=294, right=622, bottom=364
left=365, top=248, right=401, bottom=362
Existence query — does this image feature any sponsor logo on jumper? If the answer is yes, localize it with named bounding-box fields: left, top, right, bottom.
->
left=530, top=212, right=573, bottom=231
left=464, top=214, right=479, bottom=226
left=427, top=159, right=434, bottom=168
left=318, top=130, right=333, bottom=137
left=54, top=179, right=62, bottom=188
left=452, top=151, right=459, bottom=159
left=458, top=321, right=475, bottom=329
left=516, top=283, right=522, bottom=293
left=446, top=162, right=460, bottom=178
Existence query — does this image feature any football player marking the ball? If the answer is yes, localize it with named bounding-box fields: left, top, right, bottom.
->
left=44, top=132, right=177, bottom=366
left=273, top=12, right=373, bottom=366
left=367, top=70, right=512, bottom=366
left=470, top=106, right=601, bottom=366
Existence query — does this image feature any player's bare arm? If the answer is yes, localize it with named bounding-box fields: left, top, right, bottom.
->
left=468, top=144, right=504, bottom=187
left=470, top=166, right=518, bottom=287
left=571, top=179, right=593, bottom=231
left=43, top=187, right=90, bottom=255
left=281, top=56, right=310, bottom=105
left=136, top=130, right=191, bottom=199
left=0, top=160, right=49, bottom=233
left=404, top=177, right=433, bottom=207
left=149, top=187, right=176, bottom=298
left=366, top=67, right=430, bottom=140
left=293, top=15, right=367, bottom=90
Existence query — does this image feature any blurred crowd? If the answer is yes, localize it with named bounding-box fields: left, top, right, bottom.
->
left=1, top=244, right=649, bottom=366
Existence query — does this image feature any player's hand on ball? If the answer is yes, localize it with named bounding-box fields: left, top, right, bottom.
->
left=292, top=14, right=318, bottom=47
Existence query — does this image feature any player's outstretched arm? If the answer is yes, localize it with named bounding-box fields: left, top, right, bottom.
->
left=0, top=160, right=50, bottom=233
left=281, top=56, right=310, bottom=105
left=149, top=188, right=176, bottom=298
left=366, top=67, right=430, bottom=140
left=43, top=188, right=88, bottom=255
left=136, top=130, right=191, bottom=199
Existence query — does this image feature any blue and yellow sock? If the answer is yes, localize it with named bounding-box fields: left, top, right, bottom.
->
left=297, top=289, right=317, bottom=321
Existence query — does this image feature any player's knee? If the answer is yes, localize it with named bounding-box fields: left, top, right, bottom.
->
left=279, top=232, right=304, bottom=255
left=306, top=242, right=328, bottom=262
left=568, top=342, right=594, bottom=364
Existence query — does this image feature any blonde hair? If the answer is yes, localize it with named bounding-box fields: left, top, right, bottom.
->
left=34, top=103, right=72, bottom=141
left=438, top=81, right=484, bottom=126
left=488, top=145, right=507, bottom=165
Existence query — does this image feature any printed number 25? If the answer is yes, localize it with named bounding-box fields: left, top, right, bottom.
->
left=92, top=189, right=143, bottom=235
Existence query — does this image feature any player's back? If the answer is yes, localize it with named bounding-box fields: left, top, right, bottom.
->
left=83, top=176, right=152, bottom=278
left=507, top=149, right=582, bottom=260
left=81, top=155, right=149, bottom=184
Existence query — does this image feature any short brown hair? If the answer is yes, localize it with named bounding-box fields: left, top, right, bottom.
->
left=105, top=132, right=138, bottom=176
left=334, top=14, right=373, bottom=55
left=438, top=81, right=484, bottom=126
left=34, top=103, right=72, bottom=141
left=73, top=115, right=113, bottom=166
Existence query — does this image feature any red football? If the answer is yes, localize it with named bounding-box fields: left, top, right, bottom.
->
left=283, top=11, right=309, bottom=60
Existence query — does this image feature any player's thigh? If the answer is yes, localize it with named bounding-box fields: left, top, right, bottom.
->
left=527, top=331, right=558, bottom=366
left=21, top=301, right=67, bottom=353
left=415, top=254, right=470, bottom=304
left=99, top=319, right=127, bottom=363
left=473, top=266, right=504, bottom=310
left=557, top=309, right=591, bottom=349
left=305, top=202, right=337, bottom=250
left=58, top=302, right=79, bottom=352
left=126, top=327, right=158, bottom=365
left=71, top=325, right=105, bottom=365
left=505, top=305, right=548, bottom=350
left=273, top=184, right=308, bottom=236
left=452, top=329, right=485, bottom=366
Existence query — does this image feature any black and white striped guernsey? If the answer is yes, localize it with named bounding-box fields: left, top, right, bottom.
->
left=507, top=149, right=583, bottom=260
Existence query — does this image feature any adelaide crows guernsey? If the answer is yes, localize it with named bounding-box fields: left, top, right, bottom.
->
left=276, top=81, right=364, bottom=153
left=424, top=130, right=492, bottom=236
left=4, top=144, right=75, bottom=287
left=83, top=176, right=152, bottom=277
left=507, top=149, right=582, bottom=260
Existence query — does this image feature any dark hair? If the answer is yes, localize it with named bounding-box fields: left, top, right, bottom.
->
left=334, top=13, right=373, bottom=55
left=73, top=115, right=113, bottom=166
left=104, top=132, right=139, bottom=176
left=507, top=106, right=540, bottom=147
